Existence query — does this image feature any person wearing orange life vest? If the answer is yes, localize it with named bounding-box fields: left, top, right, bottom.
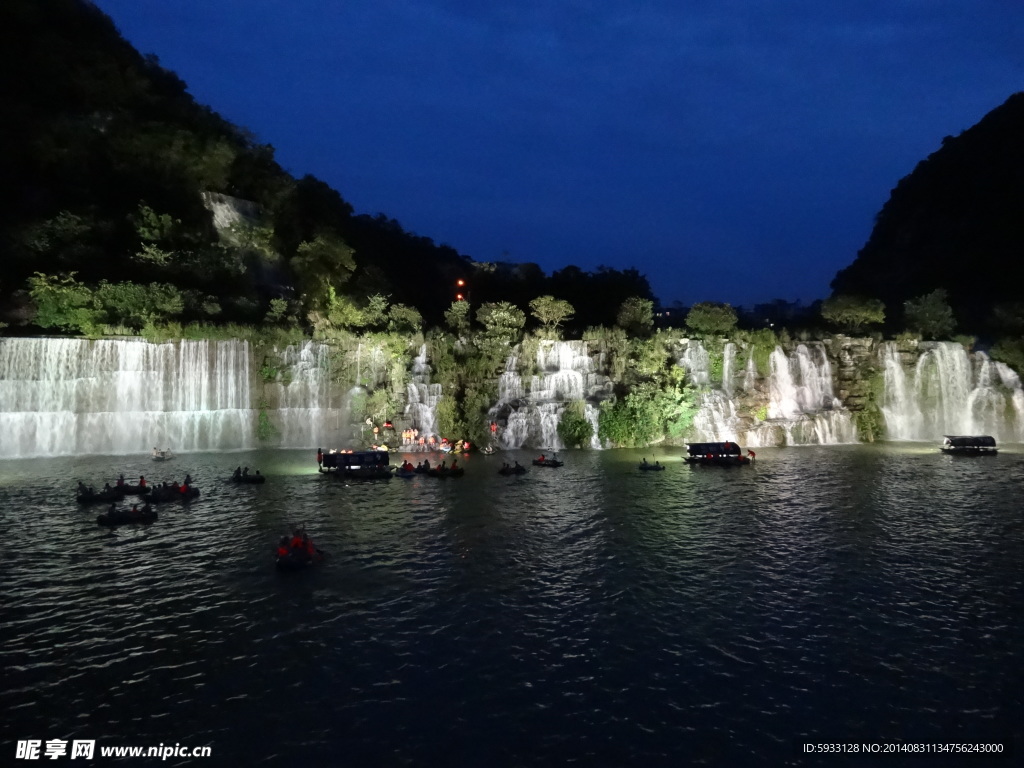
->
left=139, top=475, right=147, bottom=488
left=276, top=536, right=289, bottom=559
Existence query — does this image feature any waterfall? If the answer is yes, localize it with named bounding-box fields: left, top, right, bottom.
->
left=721, top=343, right=736, bottom=396
left=402, top=344, right=442, bottom=446
left=685, top=340, right=856, bottom=447
left=0, top=337, right=255, bottom=458
left=273, top=341, right=350, bottom=448
left=880, top=341, right=1024, bottom=442
left=761, top=344, right=856, bottom=445
left=491, top=340, right=609, bottom=449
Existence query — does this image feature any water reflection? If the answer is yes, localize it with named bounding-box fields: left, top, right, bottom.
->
left=0, top=445, right=1022, bottom=765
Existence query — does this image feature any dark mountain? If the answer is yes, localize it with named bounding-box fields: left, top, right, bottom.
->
left=831, top=92, right=1024, bottom=332
left=0, top=0, right=652, bottom=331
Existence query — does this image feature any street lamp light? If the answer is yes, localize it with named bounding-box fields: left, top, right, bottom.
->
left=455, top=279, right=470, bottom=304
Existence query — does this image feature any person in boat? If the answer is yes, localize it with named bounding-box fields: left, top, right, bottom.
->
left=423, top=459, right=430, bottom=470
left=138, top=476, right=146, bottom=488
left=78, top=481, right=88, bottom=495
left=317, top=449, right=323, bottom=468
left=450, top=458, right=458, bottom=470
left=108, top=501, right=116, bottom=514
left=117, top=474, right=125, bottom=487
left=153, top=447, right=158, bottom=457
left=242, top=467, right=249, bottom=477
left=276, top=537, right=289, bottom=559
left=439, top=460, right=447, bottom=471
left=641, top=458, right=649, bottom=467
left=539, top=454, right=546, bottom=462
left=141, top=502, right=152, bottom=514
left=655, top=461, right=662, bottom=468
left=184, top=473, right=192, bottom=487
left=514, top=461, right=523, bottom=470
left=233, top=466, right=242, bottom=479
left=130, top=503, right=138, bottom=514
left=103, top=482, right=113, bottom=493
left=254, top=470, right=262, bottom=479
left=747, top=449, right=756, bottom=459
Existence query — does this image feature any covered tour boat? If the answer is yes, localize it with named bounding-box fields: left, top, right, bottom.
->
left=319, top=449, right=393, bottom=480
left=683, top=442, right=753, bottom=467
left=940, top=435, right=998, bottom=456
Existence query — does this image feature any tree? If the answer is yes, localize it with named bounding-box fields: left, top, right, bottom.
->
left=904, top=289, right=955, bottom=339
left=444, top=300, right=471, bottom=334
left=387, top=303, right=423, bottom=333
left=616, top=297, right=654, bottom=337
left=529, top=295, right=574, bottom=334
left=685, top=302, right=738, bottom=336
left=820, top=295, right=885, bottom=332
left=476, top=301, right=526, bottom=341
left=360, top=293, right=390, bottom=329
left=290, top=234, right=356, bottom=315
left=27, top=272, right=101, bottom=334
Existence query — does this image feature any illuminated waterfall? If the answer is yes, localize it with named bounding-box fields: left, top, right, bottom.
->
left=684, top=340, right=856, bottom=447
left=880, top=341, right=1024, bottom=442
left=403, top=344, right=442, bottom=445
left=273, top=341, right=351, bottom=448
left=0, top=337, right=255, bottom=458
left=492, top=341, right=610, bottom=449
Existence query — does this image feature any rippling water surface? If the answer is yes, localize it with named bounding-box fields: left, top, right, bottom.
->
left=1, top=445, right=1022, bottom=766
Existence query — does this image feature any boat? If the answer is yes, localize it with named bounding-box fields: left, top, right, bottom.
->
left=152, top=449, right=174, bottom=461
left=940, top=435, right=998, bottom=456
left=76, top=485, right=126, bottom=504
left=498, top=464, right=527, bottom=475
left=683, top=442, right=752, bottom=467
left=117, top=483, right=151, bottom=495
left=274, top=532, right=323, bottom=570
left=231, top=472, right=266, bottom=484
left=96, top=505, right=157, bottom=526
left=148, top=485, right=201, bottom=502
left=532, top=457, right=563, bottom=468
left=638, top=462, right=665, bottom=471
left=480, top=445, right=497, bottom=455
left=394, top=468, right=416, bottom=479
left=320, top=449, right=392, bottom=479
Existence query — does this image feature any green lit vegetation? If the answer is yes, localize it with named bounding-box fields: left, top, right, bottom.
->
left=557, top=401, right=593, bottom=448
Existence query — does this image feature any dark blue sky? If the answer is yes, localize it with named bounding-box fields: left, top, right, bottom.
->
left=94, top=0, right=1023, bottom=307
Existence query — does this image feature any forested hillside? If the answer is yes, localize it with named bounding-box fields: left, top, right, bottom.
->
left=831, top=91, right=1024, bottom=335
left=0, top=0, right=653, bottom=336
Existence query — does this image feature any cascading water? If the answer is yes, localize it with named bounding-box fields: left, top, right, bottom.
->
left=402, top=345, right=442, bottom=447
left=0, top=337, right=255, bottom=458
left=756, top=344, right=857, bottom=445
left=684, top=340, right=856, bottom=446
left=491, top=341, right=610, bottom=449
left=880, top=341, right=1024, bottom=442
left=272, top=341, right=351, bottom=448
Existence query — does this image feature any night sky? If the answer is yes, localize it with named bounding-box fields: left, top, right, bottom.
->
left=93, top=0, right=1023, bottom=308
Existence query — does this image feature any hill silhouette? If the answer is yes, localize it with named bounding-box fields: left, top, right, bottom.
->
left=831, top=91, right=1024, bottom=333
left=0, top=0, right=652, bottom=332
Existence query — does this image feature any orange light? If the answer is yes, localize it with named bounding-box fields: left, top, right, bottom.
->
left=456, top=294, right=464, bottom=301
left=456, top=279, right=466, bottom=286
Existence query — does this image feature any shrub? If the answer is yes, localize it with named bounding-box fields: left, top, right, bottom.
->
left=557, top=401, right=594, bottom=448
left=685, top=302, right=738, bottom=336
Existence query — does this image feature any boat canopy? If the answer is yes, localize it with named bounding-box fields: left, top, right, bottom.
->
left=685, top=441, right=742, bottom=456
left=321, top=450, right=390, bottom=469
left=942, top=435, right=997, bottom=448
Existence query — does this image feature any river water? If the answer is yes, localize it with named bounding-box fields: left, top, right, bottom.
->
left=1, top=445, right=1021, bottom=766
